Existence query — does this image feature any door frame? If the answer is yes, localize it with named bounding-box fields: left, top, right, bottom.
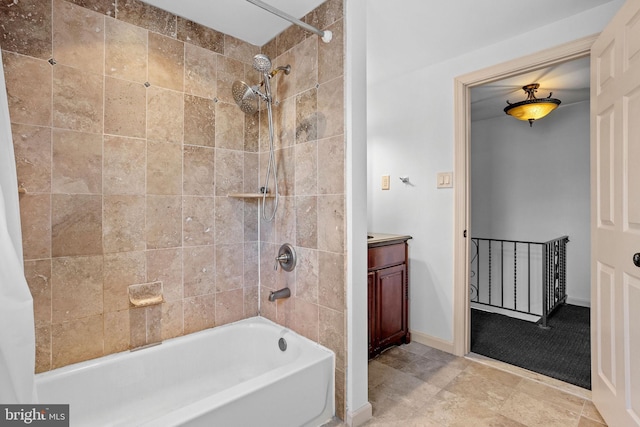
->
left=451, top=34, right=599, bottom=356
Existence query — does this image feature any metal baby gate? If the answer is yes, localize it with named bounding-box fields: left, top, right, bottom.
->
left=470, top=235, right=569, bottom=328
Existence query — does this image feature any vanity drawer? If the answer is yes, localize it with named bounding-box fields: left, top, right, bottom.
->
left=368, top=243, right=406, bottom=270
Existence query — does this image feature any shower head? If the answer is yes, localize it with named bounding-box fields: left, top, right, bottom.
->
left=232, top=80, right=259, bottom=115
left=253, top=54, right=272, bottom=73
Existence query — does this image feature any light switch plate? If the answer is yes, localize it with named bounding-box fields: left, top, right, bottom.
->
left=437, top=172, right=453, bottom=188
left=381, top=175, right=390, bottom=190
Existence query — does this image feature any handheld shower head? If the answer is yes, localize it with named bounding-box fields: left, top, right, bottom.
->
left=253, top=54, right=272, bottom=73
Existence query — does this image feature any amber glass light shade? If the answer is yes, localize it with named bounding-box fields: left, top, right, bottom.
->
left=504, top=83, right=561, bottom=127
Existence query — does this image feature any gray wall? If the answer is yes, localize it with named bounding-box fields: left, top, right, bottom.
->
left=471, top=101, right=591, bottom=306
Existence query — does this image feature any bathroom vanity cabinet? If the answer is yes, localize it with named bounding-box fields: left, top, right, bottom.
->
left=367, top=233, right=412, bottom=359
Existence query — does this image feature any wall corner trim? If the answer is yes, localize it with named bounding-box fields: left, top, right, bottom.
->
left=346, top=402, right=373, bottom=427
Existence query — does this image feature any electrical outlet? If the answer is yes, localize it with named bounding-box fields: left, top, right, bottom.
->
left=381, top=175, right=390, bottom=190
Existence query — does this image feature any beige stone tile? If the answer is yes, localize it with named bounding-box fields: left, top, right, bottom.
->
left=103, top=251, right=146, bottom=312
left=216, top=56, right=245, bottom=106
left=244, top=111, right=260, bottom=153
left=443, top=370, right=515, bottom=412
left=214, top=196, right=244, bottom=244
left=184, top=43, right=217, bottom=100
left=243, top=286, right=259, bottom=317
left=116, top=0, right=176, bottom=37
left=176, top=17, right=224, bottom=54
left=243, top=241, right=259, bottom=287
left=318, top=19, right=343, bottom=84
left=296, top=247, right=319, bottom=304
left=19, top=193, right=51, bottom=260
left=243, top=152, right=259, bottom=195
left=103, top=195, right=146, bottom=253
left=498, top=391, right=581, bottom=427
left=35, top=325, right=51, bottom=374
left=184, top=95, right=215, bottom=147
left=52, top=129, right=102, bottom=194
left=276, top=23, right=308, bottom=59
left=146, top=304, right=163, bottom=345
left=335, top=367, right=346, bottom=420
left=305, top=0, right=343, bottom=33
left=24, top=259, right=52, bottom=328
left=183, top=293, right=215, bottom=334
left=317, top=194, right=345, bottom=253
left=215, top=288, right=244, bottom=326
left=295, top=141, right=318, bottom=195
left=103, top=135, right=146, bottom=195
left=318, top=135, right=345, bottom=195
left=104, top=77, right=146, bottom=138
left=515, top=377, right=586, bottom=414
left=161, top=300, right=184, bottom=340
left=275, top=195, right=296, bottom=244
left=0, top=0, right=52, bottom=59
left=273, top=96, right=295, bottom=150
left=66, top=0, right=115, bottom=16
left=53, top=64, right=103, bottom=134
left=148, top=32, right=184, bottom=92
left=146, top=248, right=183, bottom=302
left=276, top=147, right=296, bottom=197
left=51, top=314, right=103, bottom=368
left=51, top=194, right=102, bottom=257
left=318, top=250, right=345, bottom=311
left=103, top=309, right=129, bottom=354
left=183, top=245, right=215, bottom=297
left=183, top=145, right=215, bottom=196
left=582, top=400, right=606, bottom=424
left=319, top=306, right=344, bottom=367
left=296, top=196, right=318, bottom=248
left=146, top=195, right=182, bottom=249
left=52, top=0, right=104, bottom=74
left=105, top=17, right=147, bottom=83
left=147, top=86, right=184, bottom=143
left=128, top=306, right=146, bottom=349
left=578, top=416, right=607, bottom=427
left=147, top=140, right=182, bottom=195
left=215, top=148, right=242, bottom=196
left=464, top=361, right=524, bottom=388
left=259, top=286, right=277, bottom=323
left=3, top=52, right=52, bottom=127
left=293, top=36, right=319, bottom=95
left=223, top=35, right=259, bottom=64
left=261, top=39, right=277, bottom=65
left=215, top=243, right=244, bottom=293
left=317, top=76, right=344, bottom=139
left=183, top=196, right=215, bottom=246
left=296, top=88, right=318, bottom=144
left=51, top=255, right=103, bottom=323
left=12, top=123, right=51, bottom=193
left=278, top=298, right=319, bottom=342
left=215, top=102, right=244, bottom=150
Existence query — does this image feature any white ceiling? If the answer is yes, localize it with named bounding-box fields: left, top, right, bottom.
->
left=140, top=0, right=327, bottom=46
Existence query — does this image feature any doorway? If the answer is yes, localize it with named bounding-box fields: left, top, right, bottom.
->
left=451, top=35, right=598, bottom=361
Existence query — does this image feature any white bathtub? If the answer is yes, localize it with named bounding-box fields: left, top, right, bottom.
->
left=35, top=316, right=335, bottom=426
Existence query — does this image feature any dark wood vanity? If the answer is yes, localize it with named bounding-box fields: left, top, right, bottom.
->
left=367, top=233, right=412, bottom=359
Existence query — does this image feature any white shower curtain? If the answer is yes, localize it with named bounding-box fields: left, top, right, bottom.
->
left=0, top=49, right=37, bottom=404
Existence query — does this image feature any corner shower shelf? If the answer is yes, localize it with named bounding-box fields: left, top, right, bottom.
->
left=227, top=193, right=276, bottom=199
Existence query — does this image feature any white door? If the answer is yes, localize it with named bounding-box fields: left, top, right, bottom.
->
left=591, top=0, right=640, bottom=425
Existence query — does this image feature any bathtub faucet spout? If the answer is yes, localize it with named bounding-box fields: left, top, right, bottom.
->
left=268, top=287, right=291, bottom=301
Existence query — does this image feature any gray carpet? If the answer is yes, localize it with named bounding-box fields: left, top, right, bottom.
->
left=471, top=304, right=591, bottom=389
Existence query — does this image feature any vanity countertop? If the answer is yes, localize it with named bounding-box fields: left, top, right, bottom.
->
left=367, top=232, right=412, bottom=247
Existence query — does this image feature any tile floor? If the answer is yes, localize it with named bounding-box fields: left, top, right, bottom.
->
left=327, top=342, right=607, bottom=427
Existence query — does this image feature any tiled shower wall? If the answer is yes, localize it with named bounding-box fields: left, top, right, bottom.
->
left=2, top=0, right=345, bottom=417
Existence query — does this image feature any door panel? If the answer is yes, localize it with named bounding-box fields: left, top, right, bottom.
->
left=591, top=1, right=640, bottom=425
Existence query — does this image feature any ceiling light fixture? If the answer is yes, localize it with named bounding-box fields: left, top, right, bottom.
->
left=504, top=83, right=561, bottom=127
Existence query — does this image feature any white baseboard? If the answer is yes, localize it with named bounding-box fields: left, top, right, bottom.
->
left=346, top=402, right=372, bottom=427
left=410, top=330, right=455, bottom=354
left=566, top=296, right=590, bottom=307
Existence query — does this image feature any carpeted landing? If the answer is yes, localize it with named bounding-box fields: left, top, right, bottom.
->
left=471, top=304, right=591, bottom=389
